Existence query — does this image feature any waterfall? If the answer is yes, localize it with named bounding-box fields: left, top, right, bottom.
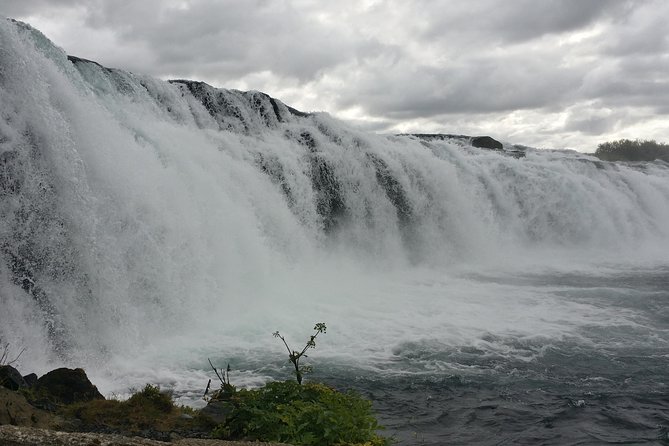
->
left=1, top=19, right=668, bottom=389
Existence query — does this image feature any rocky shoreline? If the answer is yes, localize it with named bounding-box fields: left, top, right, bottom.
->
left=1, top=348, right=389, bottom=446
left=0, top=365, right=288, bottom=446
left=0, top=425, right=289, bottom=446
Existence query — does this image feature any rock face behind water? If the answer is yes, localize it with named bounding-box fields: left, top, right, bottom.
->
left=33, top=368, right=104, bottom=405
left=405, top=133, right=504, bottom=150
left=471, top=135, right=504, bottom=150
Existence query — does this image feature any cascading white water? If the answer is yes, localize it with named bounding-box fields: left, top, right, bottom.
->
left=2, top=19, right=669, bottom=401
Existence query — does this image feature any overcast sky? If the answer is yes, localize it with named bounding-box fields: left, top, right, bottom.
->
left=3, top=0, right=669, bottom=151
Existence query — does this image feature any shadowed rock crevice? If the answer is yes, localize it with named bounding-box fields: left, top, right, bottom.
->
left=309, top=155, right=346, bottom=233
left=0, top=127, right=81, bottom=358
left=253, top=153, right=294, bottom=207
left=171, top=81, right=249, bottom=133
left=165, top=79, right=309, bottom=133
left=367, top=153, right=412, bottom=226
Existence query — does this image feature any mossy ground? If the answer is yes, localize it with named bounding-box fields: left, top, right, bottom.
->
left=60, top=385, right=215, bottom=440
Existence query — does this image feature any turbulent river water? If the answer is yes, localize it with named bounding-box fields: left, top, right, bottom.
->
left=1, top=19, right=669, bottom=445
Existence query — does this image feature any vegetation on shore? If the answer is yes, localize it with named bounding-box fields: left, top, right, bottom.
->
left=594, top=139, right=669, bottom=162
left=55, top=380, right=389, bottom=445
left=203, top=323, right=389, bottom=445
left=210, top=380, right=388, bottom=446
left=60, top=384, right=215, bottom=439
left=1, top=324, right=391, bottom=445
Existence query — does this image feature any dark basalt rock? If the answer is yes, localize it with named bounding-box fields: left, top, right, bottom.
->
left=67, top=55, right=106, bottom=70
left=249, top=92, right=278, bottom=126
left=402, top=133, right=529, bottom=158
left=22, top=373, right=38, bottom=387
left=34, top=367, right=104, bottom=405
left=367, top=153, right=412, bottom=226
left=299, top=131, right=317, bottom=151
left=254, top=152, right=293, bottom=203
left=0, top=365, right=27, bottom=390
left=200, top=400, right=234, bottom=425
left=0, top=129, right=84, bottom=358
left=403, top=133, right=469, bottom=142
left=471, top=135, right=503, bottom=151
left=402, top=133, right=506, bottom=152
left=168, top=79, right=310, bottom=133
left=0, top=150, right=23, bottom=194
left=310, top=156, right=346, bottom=233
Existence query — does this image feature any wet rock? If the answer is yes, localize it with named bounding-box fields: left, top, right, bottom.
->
left=403, top=133, right=506, bottom=152
left=0, top=150, right=22, bottom=194
left=367, top=153, right=412, bottom=226
left=200, top=400, right=233, bottom=425
left=471, top=136, right=503, bottom=151
left=33, top=368, right=104, bottom=406
left=0, top=365, right=27, bottom=390
left=310, top=156, right=346, bottom=233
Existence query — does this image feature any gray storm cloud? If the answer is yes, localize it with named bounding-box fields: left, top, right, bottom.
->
left=3, top=0, right=668, bottom=150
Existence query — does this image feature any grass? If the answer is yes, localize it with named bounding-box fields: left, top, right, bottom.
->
left=61, top=384, right=215, bottom=437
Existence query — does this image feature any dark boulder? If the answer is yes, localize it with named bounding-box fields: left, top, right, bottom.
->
left=23, top=373, right=38, bottom=387
left=200, top=400, right=234, bottom=424
left=34, top=367, right=104, bottom=405
left=471, top=136, right=503, bottom=151
left=0, top=365, right=27, bottom=390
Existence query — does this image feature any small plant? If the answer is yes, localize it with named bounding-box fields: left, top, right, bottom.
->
left=205, top=359, right=235, bottom=401
left=273, top=322, right=326, bottom=385
left=0, top=339, right=25, bottom=366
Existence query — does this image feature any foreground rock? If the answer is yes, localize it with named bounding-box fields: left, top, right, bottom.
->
left=0, top=387, right=60, bottom=428
left=0, top=425, right=290, bottom=446
left=0, top=366, right=303, bottom=445
left=0, top=365, right=27, bottom=390
left=33, top=367, right=104, bottom=406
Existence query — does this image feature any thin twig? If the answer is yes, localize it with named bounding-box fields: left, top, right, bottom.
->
left=208, top=358, right=225, bottom=385
left=0, top=342, right=25, bottom=366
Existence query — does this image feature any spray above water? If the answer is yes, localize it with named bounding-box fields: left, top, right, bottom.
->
left=1, top=19, right=669, bottom=401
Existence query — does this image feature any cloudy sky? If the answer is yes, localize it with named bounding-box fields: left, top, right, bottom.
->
left=3, top=0, right=669, bottom=151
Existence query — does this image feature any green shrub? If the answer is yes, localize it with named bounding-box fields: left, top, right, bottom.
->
left=211, top=380, right=390, bottom=446
left=594, top=139, right=669, bottom=162
left=126, top=384, right=173, bottom=413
